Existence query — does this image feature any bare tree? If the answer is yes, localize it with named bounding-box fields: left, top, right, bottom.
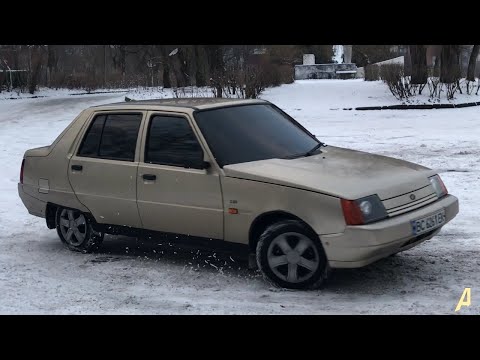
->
left=403, top=46, right=412, bottom=76
left=467, top=45, right=479, bottom=82
left=175, top=46, right=190, bottom=87
left=46, top=45, right=57, bottom=87
left=194, top=45, right=207, bottom=87
left=464, top=45, right=479, bottom=94
left=409, top=45, right=427, bottom=94
left=440, top=45, right=460, bottom=83
left=159, top=46, right=172, bottom=88
left=119, top=45, right=126, bottom=82
left=206, top=45, right=224, bottom=97
left=440, top=45, right=461, bottom=99
left=27, top=46, right=45, bottom=94
left=1, top=44, right=301, bottom=93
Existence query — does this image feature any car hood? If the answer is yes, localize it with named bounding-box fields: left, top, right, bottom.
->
left=223, top=146, right=436, bottom=200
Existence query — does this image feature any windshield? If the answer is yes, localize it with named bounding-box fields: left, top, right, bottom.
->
left=194, top=104, right=320, bottom=167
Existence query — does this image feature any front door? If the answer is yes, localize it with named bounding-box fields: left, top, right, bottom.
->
left=136, top=113, right=223, bottom=239
left=68, top=112, right=144, bottom=228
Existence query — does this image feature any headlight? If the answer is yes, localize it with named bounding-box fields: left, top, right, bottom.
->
left=359, top=200, right=372, bottom=216
left=341, top=195, right=388, bottom=225
left=429, top=175, right=448, bottom=198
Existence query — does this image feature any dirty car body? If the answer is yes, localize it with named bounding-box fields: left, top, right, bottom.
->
left=18, top=98, right=459, bottom=289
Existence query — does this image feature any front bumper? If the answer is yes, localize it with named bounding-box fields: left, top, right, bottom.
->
left=322, top=194, right=459, bottom=268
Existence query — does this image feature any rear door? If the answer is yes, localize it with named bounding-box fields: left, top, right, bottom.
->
left=136, top=112, right=224, bottom=239
left=68, top=111, right=145, bottom=228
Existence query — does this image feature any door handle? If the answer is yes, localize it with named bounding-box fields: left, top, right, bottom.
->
left=143, top=174, right=156, bottom=181
left=71, top=164, right=83, bottom=171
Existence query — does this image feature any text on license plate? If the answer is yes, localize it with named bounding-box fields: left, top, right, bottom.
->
left=411, top=209, right=446, bottom=236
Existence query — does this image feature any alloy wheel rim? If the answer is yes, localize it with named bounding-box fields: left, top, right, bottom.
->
left=59, top=209, right=87, bottom=246
left=267, top=232, right=319, bottom=283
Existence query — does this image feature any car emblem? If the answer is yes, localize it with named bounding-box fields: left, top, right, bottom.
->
left=410, top=194, right=416, bottom=200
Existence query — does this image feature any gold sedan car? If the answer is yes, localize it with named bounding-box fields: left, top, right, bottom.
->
left=18, top=98, right=459, bottom=289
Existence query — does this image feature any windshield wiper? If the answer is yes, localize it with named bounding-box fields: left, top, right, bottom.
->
left=303, top=141, right=326, bottom=157
left=280, top=141, right=327, bottom=160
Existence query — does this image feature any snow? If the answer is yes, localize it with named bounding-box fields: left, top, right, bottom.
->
left=1, top=80, right=479, bottom=314
left=125, top=86, right=214, bottom=100
left=332, top=45, right=344, bottom=64
left=0, top=87, right=131, bottom=100
left=271, top=79, right=480, bottom=107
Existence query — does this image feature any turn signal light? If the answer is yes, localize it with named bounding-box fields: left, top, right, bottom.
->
left=340, top=199, right=364, bottom=225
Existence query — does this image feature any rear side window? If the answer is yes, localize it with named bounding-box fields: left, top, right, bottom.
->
left=145, top=115, right=203, bottom=167
left=78, top=115, right=105, bottom=157
left=78, top=113, right=142, bottom=161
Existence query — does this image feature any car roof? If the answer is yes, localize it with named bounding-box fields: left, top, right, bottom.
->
left=91, top=97, right=269, bottom=111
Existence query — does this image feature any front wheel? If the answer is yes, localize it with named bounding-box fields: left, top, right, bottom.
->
left=56, top=207, right=104, bottom=253
left=256, top=220, right=329, bottom=290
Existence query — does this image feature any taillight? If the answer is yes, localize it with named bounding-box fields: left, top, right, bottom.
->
left=20, top=159, right=25, bottom=184
left=341, top=199, right=364, bottom=225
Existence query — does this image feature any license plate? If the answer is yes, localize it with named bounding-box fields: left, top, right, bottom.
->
left=411, top=209, right=446, bottom=236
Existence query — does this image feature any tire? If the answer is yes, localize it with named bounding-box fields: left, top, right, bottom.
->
left=56, top=207, right=104, bottom=253
left=256, top=220, right=329, bottom=290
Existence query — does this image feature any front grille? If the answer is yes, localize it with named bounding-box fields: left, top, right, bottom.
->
left=382, top=184, right=438, bottom=217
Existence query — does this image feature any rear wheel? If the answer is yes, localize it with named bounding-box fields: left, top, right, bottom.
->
left=256, top=220, right=329, bottom=290
left=56, top=207, right=104, bottom=252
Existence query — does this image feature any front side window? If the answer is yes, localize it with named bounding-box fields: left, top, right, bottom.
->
left=78, top=113, right=142, bottom=161
left=194, top=104, right=319, bottom=167
left=145, top=115, right=204, bottom=168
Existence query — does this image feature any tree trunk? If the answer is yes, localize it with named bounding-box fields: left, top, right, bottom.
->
left=47, top=45, right=56, bottom=87
left=103, top=45, right=107, bottom=87
left=440, top=45, right=460, bottom=83
left=177, top=48, right=189, bottom=87
left=216, top=84, right=223, bottom=98
left=28, top=47, right=42, bottom=94
left=206, top=46, right=224, bottom=97
left=119, top=45, right=126, bottom=83
left=409, top=45, right=427, bottom=84
left=162, top=63, right=171, bottom=88
left=160, top=46, right=171, bottom=88
left=194, top=45, right=206, bottom=87
left=433, top=53, right=440, bottom=77
left=404, top=46, right=412, bottom=76
left=467, top=45, right=479, bottom=82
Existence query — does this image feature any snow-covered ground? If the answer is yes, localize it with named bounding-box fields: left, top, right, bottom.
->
left=123, top=79, right=480, bottom=106
left=269, top=79, right=480, bottom=106
left=0, top=87, right=131, bottom=100
left=0, top=80, right=479, bottom=314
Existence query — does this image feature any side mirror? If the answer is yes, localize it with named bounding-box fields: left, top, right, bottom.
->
left=184, top=158, right=211, bottom=170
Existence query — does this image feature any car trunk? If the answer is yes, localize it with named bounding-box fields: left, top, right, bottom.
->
left=24, top=145, right=52, bottom=157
